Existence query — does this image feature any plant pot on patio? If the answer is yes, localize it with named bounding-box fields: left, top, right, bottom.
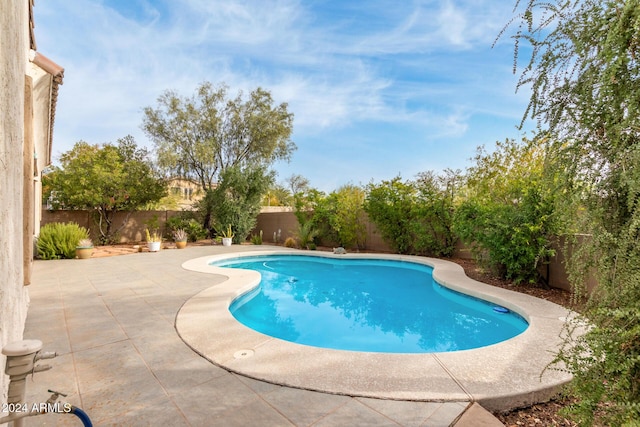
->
left=76, top=238, right=94, bottom=259
left=146, top=229, right=162, bottom=252
left=173, top=229, right=188, bottom=249
left=217, top=224, right=234, bottom=247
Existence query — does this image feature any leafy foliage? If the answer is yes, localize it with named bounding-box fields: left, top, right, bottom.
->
left=143, top=82, right=294, bottom=190
left=327, top=185, right=367, bottom=250
left=293, top=188, right=339, bottom=247
left=250, top=230, right=263, bottom=245
left=292, top=185, right=367, bottom=249
left=453, top=139, right=557, bottom=284
left=365, top=172, right=458, bottom=257
left=364, top=177, right=415, bottom=254
left=37, top=222, right=89, bottom=260
left=262, top=183, right=292, bottom=207
left=142, top=82, right=295, bottom=233
left=203, top=165, right=274, bottom=243
left=294, top=221, right=319, bottom=249
left=44, top=136, right=166, bottom=244
left=165, top=214, right=207, bottom=242
left=505, top=0, right=640, bottom=423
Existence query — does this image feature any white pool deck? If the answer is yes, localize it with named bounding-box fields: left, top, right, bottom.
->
left=178, top=249, right=573, bottom=413
left=21, top=244, right=574, bottom=426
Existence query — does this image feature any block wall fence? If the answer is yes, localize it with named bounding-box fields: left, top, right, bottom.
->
left=41, top=209, right=593, bottom=292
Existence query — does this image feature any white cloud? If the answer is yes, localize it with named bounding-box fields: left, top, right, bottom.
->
left=35, top=0, right=530, bottom=187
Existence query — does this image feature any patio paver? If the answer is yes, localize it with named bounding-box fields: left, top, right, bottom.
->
left=20, top=244, right=508, bottom=426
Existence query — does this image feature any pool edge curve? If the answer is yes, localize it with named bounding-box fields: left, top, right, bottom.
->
left=176, top=248, right=575, bottom=412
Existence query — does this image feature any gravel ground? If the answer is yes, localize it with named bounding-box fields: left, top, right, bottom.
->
left=450, top=258, right=582, bottom=427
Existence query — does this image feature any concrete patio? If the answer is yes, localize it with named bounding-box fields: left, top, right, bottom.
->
left=19, top=244, right=531, bottom=426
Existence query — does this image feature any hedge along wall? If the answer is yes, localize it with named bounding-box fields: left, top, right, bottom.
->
left=251, top=211, right=393, bottom=253
left=40, top=209, right=395, bottom=252
left=41, top=209, right=582, bottom=291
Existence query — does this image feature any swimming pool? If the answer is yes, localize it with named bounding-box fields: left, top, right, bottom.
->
left=178, top=249, right=573, bottom=408
left=215, top=255, right=528, bottom=353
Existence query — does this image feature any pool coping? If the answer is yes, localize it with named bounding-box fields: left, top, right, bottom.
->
left=176, top=249, right=574, bottom=412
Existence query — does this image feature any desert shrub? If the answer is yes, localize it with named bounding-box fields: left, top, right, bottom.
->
left=364, top=177, right=414, bottom=254
left=452, top=139, right=558, bottom=284
left=296, top=185, right=366, bottom=249
left=453, top=192, right=555, bottom=283
left=294, top=189, right=339, bottom=247
left=328, top=185, right=367, bottom=250
left=365, top=172, right=457, bottom=257
left=37, top=222, right=89, bottom=260
left=294, top=221, right=318, bottom=249
left=166, top=214, right=207, bottom=242
left=284, top=237, right=297, bottom=248
left=203, top=165, right=273, bottom=243
left=250, top=230, right=263, bottom=245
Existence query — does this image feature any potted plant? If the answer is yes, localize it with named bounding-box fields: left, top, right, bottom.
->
left=76, top=238, right=94, bottom=259
left=145, top=229, right=162, bottom=252
left=173, top=228, right=188, bottom=249
left=218, top=224, right=234, bottom=247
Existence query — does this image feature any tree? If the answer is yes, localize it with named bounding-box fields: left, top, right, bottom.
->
left=262, top=183, right=291, bottom=206
left=285, top=174, right=310, bottom=196
left=504, top=1, right=640, bottom=424
left=44, top=136, right=166, bottom=244
left=141, top=82, right=295, bottom=232
left=202, top=165, right=274, bottom=243
left=453, top=138, right=558, bottom=283
left=142, top=82, right=295, bottom=189
left=365, top=172, right=458, bottom=257
left=329, top=184, right=367, bottom=250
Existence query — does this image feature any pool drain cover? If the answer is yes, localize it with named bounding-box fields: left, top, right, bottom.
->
left=234, top=349, right=254, bottom=359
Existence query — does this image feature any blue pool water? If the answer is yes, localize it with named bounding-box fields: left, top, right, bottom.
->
left=215, top=255, right=528, bottom=353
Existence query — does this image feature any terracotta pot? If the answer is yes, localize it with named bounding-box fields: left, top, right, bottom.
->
left=176, top=241, right=187, bottom=249
left=76, top=247, right=93, bottom=259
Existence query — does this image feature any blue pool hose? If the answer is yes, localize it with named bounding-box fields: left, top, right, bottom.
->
left=70, top=406, right=93, bottom=427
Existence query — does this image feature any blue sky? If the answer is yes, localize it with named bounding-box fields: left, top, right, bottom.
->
left=34, top=0, right=532, bottom=192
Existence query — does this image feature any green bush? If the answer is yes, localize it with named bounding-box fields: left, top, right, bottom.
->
left=364, top=173, right=457, bottom=257
left=37, top=222, right=89, bottom=260
left=166, top=215, right=207, bottom=242
left=294, top=189, right=340, bottom=247
left=452, top=139, right=558, bottom=284
left=250, top=230, right=263, bottom=245
left=294, top=221, right=318, bottom=248
left=453, top=192, right=555, bottom=284
left=203, top=165, right=273, bottom=244
left=328, top=185, right=367, bottom=250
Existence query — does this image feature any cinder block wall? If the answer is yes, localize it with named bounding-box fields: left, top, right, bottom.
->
left=40, top=210, right=183, bottom=243
left=41, top=209, right=587, bottom=291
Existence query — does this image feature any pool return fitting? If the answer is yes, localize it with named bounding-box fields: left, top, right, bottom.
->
left=0, top=339, right=92, bottom=427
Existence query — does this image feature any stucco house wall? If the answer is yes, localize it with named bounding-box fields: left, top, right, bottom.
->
left=0, top=0, right=31, bottom=405
left=1, top=0, right=64, bottom=407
